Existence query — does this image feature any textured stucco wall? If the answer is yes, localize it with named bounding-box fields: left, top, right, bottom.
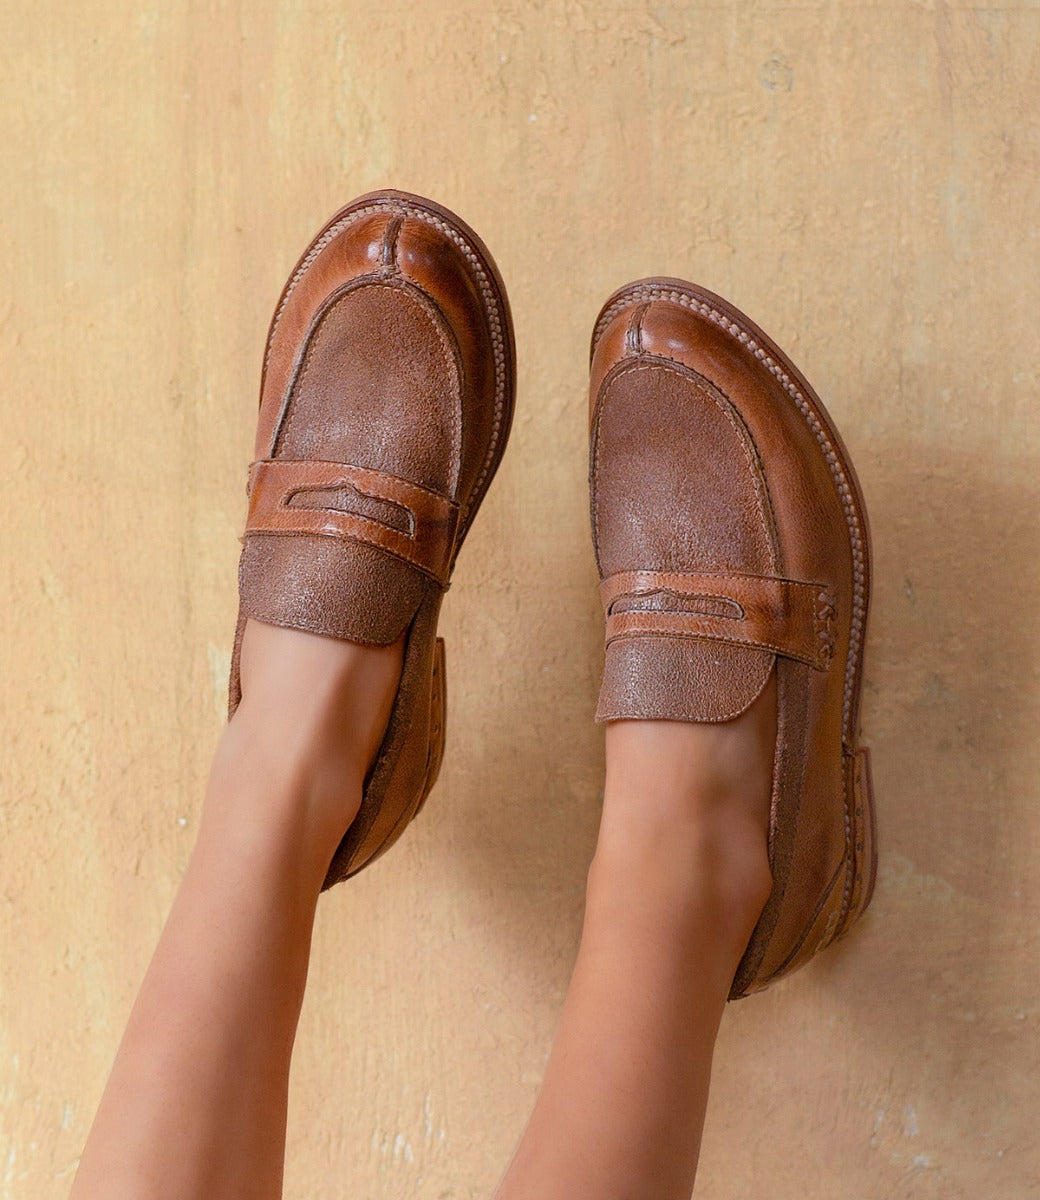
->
left=2, top=2, right=1038, bottom=1197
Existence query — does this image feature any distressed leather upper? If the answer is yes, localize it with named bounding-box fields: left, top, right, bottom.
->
left=589, top=282, right=873, bottom=997
left=228, top=192, right=515, bottom=886
left=236, top=198, right=511, bottom=652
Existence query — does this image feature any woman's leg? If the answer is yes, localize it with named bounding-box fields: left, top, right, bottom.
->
left=493, top=674, right=776, bottom=1200
left=72, top=617, right=773, bottom=1200
left=68, top=619, right=402, bottom=1200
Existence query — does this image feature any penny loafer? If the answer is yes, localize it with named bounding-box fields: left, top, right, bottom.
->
left=588, top=278, right=876, bottom=998
left=229, top=190, right=515, bottom=886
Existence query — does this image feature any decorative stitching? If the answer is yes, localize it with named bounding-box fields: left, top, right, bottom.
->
left=604, top=625, right=820, bottom=664
left=603, top=568, right=826, bottom=591
left=246, top=457, right=460, bottom=584
left=601, top=571, right=834, bottom=669
left=285, top=482, right=415, bottom=536
left=249, top=456, right=466, bottom=505
left=608, top=589, right=746, bottom=620
left=813, top=589, right=836, bottom=664
left=275, top=329, right=316, bottom=456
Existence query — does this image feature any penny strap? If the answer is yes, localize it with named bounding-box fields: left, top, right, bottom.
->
left=601, top=569, right=835, bottom=669
left=246, top=458, right=460, bottom=586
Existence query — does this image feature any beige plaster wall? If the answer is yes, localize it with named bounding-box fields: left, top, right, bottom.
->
left=2, top=2, right=1038, bottom=1197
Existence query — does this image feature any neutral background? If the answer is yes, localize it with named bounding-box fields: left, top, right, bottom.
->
left=2, top=2, right=1038, bottom=1197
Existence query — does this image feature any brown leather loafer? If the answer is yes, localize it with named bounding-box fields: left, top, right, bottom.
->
left=229, top=190, right=515, bottom=886
left=588, top=278, right=876, bottom=999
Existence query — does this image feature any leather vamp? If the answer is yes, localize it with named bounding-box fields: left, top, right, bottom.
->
left=593, top=358, right=779, bottom=722
left=239, top=279, right=462, bottom=645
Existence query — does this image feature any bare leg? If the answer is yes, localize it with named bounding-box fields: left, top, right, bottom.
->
left=68, top=620, right=402, bottom=1200
left=73, top=616, right=773, bottom=1200
left=493, top=675, right=777, bottom=1200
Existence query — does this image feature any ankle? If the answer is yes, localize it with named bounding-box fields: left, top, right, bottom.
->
left=202, top=621, right=404, bottom=856
left=205, top=710, right=365, bottom=865
left=603, top=684, right=776, bottom=842
left=591, top=676, right=777, bottom=942
left=237, top=620, right=403, bottom=772
left=589, top=798, right=772, bottom=947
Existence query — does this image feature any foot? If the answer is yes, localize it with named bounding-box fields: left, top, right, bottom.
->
left=588, top=280, right=875, bottom=996
left=593, top=672, right=776, bottom=962
left=207, top=620, right=403, bottom=866
left=227, top=192, right=516, bottom=885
